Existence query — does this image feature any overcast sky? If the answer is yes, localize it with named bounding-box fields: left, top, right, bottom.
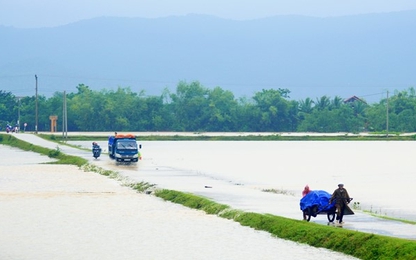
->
left=1, top=0, right=416, bottom=28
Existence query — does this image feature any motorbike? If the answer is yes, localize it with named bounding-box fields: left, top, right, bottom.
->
left=6, top=125, right=14, bottom=133
left=92, top=146, right=102, bottom=159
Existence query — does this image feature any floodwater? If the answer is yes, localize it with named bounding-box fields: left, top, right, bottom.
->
left=3, top=135, right=416, bottom=259
left=0, top=144, right=358, bottom=260
left=91, top=140, right=416, bottom=220
left=144, top=140, right=416, bottom=220
left=86, top=140, right=416, bottom=239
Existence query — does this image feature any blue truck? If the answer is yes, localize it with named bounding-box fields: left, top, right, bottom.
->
left=108, top=134, right=141, bottom=164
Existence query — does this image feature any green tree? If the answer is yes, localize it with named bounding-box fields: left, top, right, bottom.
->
left=365, top=102, right=388, bottom=132
left=0, top=91, right=18, bottom=127
left=170, top=81, right=210, bottom=131
left=396, top=109, right=416, bottom=132
left=140, top=95, right=170, bottom=131
left=330, top=96, right=343, bottom=110
left=298, top=97, right=315, bottom=121
left=10, top=81, right=416, bottom=134
left=234, top=97, right=259, bottom=131
left=299, top=97, right=314, bottom=114
left=206, top=87, right=238, bottom=131
left=252, top=89, right=292, bottom=131
left=315, top=96, right=331, bottom=111
left=68, top=84, right=99, bottom=131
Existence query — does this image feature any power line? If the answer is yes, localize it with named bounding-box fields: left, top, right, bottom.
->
left=3, top=73, right=414, bottom=90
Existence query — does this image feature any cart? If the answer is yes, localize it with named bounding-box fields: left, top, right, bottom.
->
left=300, top=190, right=336, bottom=222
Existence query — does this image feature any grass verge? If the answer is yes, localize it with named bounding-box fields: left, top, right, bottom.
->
left=363, top=211, right=416, bottom=225
left=0, top=134, right=87, bottom=166
left=155, top=189, right=416, bottom=260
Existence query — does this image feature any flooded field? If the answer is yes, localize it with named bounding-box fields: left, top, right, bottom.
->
left=92, top=140, right=416, bottom=220
left=0, top=144, right=358, bottom=260
left=71, top=140, right=416, bottom=239
left=3, top=135, right=416, bottom=259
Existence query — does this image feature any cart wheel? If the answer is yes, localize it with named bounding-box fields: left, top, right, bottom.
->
left=327, top=212, right=335, bottom=222
left=304, top=208, right=312, bottom=222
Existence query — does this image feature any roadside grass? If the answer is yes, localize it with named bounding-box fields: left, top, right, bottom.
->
left=0, top=134, right=87, bottom=166
left=155, top=189, right=416, bottom=260
left=154, top=189, right=230, bottom=215
left=363, top=210, right=416, bottom=225
left=127, top=181, right=156, bottom=193
left=39, top=134, right=96, bottom=152
left=262, top=188, right=295, bottom=196
left=3, top=133, right=416, bottom=259
left=0, top=134, right=152, bottom=191
left=81, top=163, right=117, bottom=177
left=353, top=201, right=416, bottom=225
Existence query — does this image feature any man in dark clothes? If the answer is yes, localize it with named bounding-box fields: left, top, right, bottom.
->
left=330, top=183, right=351, bottom=224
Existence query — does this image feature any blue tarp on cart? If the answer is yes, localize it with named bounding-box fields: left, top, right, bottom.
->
left=300, top=190, right=335, bottom=212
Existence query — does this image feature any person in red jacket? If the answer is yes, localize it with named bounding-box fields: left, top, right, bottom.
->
left=302, top=185, right=311, bottom=197
left=302, top=185, right=311, bottom=220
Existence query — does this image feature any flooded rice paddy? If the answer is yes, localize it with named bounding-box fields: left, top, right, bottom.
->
left=3, top=137, right=416, bottom=259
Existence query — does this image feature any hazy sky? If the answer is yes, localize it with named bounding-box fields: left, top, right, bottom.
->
left=1, top=0, right=416, bottom=28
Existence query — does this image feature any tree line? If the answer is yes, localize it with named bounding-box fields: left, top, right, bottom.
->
left=1, top=81, right=415, bottom=133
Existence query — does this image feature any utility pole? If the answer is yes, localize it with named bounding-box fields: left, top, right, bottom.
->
left=386, top=90, right=389, bottom=138
left=62, top=91, right=68, bottom=140
left=16, top=96, right=22, bottom=132
left=35, top=74, right=38, bottom=134
left=65, top=92, right=68, bottom=138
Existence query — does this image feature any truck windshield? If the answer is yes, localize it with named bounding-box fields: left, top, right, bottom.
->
left=116, top=140, right=138, bottom=150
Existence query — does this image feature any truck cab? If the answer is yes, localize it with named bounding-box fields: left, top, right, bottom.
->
left=108, top=134, right=141, bottom=163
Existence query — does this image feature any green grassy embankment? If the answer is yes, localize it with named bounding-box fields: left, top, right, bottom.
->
left=0, top=134, right=87, bottom=166
left=153, top=189, right=416, bottom=260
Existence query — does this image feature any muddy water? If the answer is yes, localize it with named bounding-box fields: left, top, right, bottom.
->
left=72, top=140, right=416, bottom=239
left=81, top=141, right=416, bottom=239
left=133, top=141, right=416, bottom=220
left=0, top=145, right=357, bottom=260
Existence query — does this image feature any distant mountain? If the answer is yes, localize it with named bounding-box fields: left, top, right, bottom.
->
left=1, top=11, right=415, bottom=103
